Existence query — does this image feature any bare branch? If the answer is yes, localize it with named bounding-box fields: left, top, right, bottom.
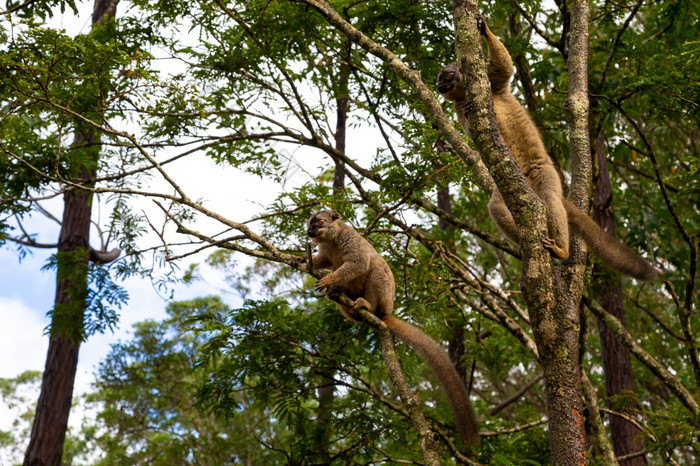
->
left=585, top=298, right=700, bottom=418
left=298, top=0, right=494, bottom=194
left=486, top=373, right=543, bottom=417
left=480, top=417, right=548, bottom=436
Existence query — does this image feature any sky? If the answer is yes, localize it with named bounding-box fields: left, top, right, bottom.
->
left=0, top=2, right=383, bottom=451
left=0, top=153, right=279, bottom=433
left=0, top=1, right=290, bottom=434
left=0, top=2, right=272, bottom=384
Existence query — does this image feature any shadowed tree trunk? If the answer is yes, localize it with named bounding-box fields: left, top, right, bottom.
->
left=24, top=2, right=119, bottom=465
left=592, top=129, right=645, bottom=465
left=332, top=95, right=348, bottom=193
left=432, top=139, right=471, bottom=396
left=24, top=137, right=97, bottom=466
left=314, top=61, right=350, bottom=460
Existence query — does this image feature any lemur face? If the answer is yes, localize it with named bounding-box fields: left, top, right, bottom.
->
left=436, top=63, right=465, bottom=102
left=307, top=210, right=341, bottom=241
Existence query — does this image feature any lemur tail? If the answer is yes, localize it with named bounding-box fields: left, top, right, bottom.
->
left=563, top=199, right=659, bottom=281
left=383, top=315, right=480, bottom=446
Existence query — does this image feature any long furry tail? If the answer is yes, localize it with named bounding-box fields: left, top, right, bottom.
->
left=383, top=315, right=480, bottom=446
left=563, top=199, right=659, bottom=281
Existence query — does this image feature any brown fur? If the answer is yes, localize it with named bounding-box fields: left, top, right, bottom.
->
left=306, top=210, right=480, bottom=446
left=437, top=19, right=659, bottom=281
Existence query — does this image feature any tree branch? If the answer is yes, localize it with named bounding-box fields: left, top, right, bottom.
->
left=324, top=293, right=441, bottom=465
left=585, top=298, right=700, bottom=419
left=486, top=373, right=543, bottom=417
left=297, top=0, right=494, bottom=194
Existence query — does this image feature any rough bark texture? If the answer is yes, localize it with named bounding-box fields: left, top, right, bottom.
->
left=592, top=130, right=645, bottom=465
left=553, top=0, right=591, bottom=463
left=24, top=2, right=118, bottom=464
left=450, top=0, right=586, bottom=463
left=23, top=334, right=83, bottom=465
left=24, top=140, right=95, bottom=466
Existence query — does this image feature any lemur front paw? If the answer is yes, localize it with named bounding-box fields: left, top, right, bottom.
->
left=289, top=256, right=306, bottom=267
left=541, top=237, right=570, bottom=260
left=314, top=275, right=339, bottom=295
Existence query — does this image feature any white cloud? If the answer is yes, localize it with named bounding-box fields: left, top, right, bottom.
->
left=0, top=298, right=50, bottom=379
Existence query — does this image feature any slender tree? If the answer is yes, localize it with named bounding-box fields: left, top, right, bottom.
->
left=592, top=129, right=644, bottom=465
left=3, top=0, right=698, bottom=463
left=21, top=2, right=121, bottom=464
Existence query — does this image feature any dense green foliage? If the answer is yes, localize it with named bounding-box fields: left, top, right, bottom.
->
left=1, top=0, right=698, bottom=463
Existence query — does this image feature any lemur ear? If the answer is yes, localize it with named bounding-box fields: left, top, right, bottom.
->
left=329, top=210, right=341, bottom=221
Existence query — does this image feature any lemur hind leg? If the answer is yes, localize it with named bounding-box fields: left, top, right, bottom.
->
left=529, top=170, right=570, bottom=260
left=489, top=186, right=570, bottom=260
left=540, top=193, right=569, bottom=260
left=488, top=189, right=521, bottom=244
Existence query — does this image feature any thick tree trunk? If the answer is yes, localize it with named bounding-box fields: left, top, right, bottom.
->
left=25, top=140, right=94, bottom=466
left=23, top=339, right=82, bottom=466
left=24, top=2, right=118, bottom=464
left=450, top=1, right=587, bottom=462
left=592, top=130, right=645, bottom=465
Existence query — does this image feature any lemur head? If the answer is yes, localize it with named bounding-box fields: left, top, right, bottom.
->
left=436, top=63, right=465, bottom=102
left=307, top=210, right=342, bottom=243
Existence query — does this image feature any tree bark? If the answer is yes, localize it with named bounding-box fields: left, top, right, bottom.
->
left=551, top=0, right=591, bottom=462
left=450, top=0, right=587, bottom=462
left=24, top=135, right=95, bottom=465
left=592, top=129, right=645, bottom=465
left=23, top=335, right=82, bottom=465
left=332, top=95, right=348, bottom=194
left=24, top=2, right=118, bottom=464
left=314, top=66, right=350, bottom=459
left=433, top=140, right=471, bottom=404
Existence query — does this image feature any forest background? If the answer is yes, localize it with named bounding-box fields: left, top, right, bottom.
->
left=0, top=0, right=698, bottom=465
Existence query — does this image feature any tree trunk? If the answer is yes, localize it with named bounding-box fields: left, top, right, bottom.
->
left=433, top=140, right=466, bottom=381
left=23, top=339, right=82, bottom=466
left=24, top=137, right=95, bottom=466
left=332, top=95, right=348, bottom=194
left=450, top=1, right=588, bottom=462
left=592, top=129, right=645, bottom=465
left=314, top=72, right=350, bottom=458
left=24, top=2, right=118, bottom=464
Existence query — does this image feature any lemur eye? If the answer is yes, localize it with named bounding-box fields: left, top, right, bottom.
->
left=447, top=72, right=455, bottom=80
left=318, top=219, right=325, bottom=225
